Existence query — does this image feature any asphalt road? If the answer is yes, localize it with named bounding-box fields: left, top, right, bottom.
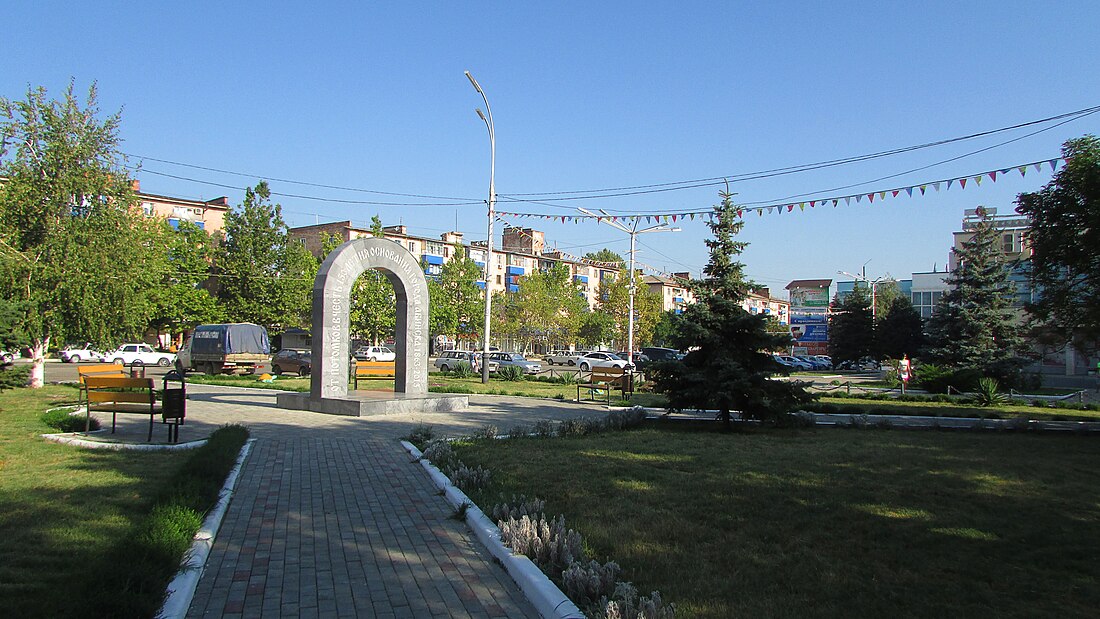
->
left=40, top=360, right=175, bottom=384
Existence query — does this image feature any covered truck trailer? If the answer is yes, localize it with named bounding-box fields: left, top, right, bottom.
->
left=177, top=323, right=271, bottom=375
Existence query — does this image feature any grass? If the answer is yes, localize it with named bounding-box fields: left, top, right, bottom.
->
left=453, top=425, right=1100, bottom=618
left=813, top=396, right=1100, bottom=421
left=0, top=385, right=248, bottom=617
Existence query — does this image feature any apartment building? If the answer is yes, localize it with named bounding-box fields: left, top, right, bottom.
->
left=134, top=181, right=230, bottom=236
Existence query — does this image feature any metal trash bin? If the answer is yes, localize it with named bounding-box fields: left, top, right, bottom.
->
left=162, top=370, right=186, bottom=443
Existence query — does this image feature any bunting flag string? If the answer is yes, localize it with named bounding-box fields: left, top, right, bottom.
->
left=494, top=157, right=1062, bottom=223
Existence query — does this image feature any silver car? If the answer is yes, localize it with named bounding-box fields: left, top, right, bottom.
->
left=433, top=350, right=499, bottom=373
left=489, top=352, right=542, bottom=375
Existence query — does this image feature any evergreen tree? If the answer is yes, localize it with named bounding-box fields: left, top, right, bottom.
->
left=876, top=296, right=924, bottom=360
left=1016, top=135, right=1100, bottom=352
left=827, top=286, right=875, bottom=365
left=651, top=193, right=811, bottom=429
left=216, top=181, right=316, bottom=333
left=0, top=83, right=164, bottom=386
left=925, top=206, right=1024, bottom=381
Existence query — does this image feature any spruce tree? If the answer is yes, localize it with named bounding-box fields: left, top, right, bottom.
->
left=876, top=296, right=924, bottom=360
left=926, top=206, right=1023, bottom=382
left=827, top=285, right=875, bottom=365
left=651, top=193, right=811, bottom=429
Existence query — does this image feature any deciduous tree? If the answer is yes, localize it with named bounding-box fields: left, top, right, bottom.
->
left=216, top=181, right=316, bottom=333
left=0, top=83, right=163, bottom=386
left=147, top=219, right=223, bottom=344
left=1016, top=135, right=1100, bottom=352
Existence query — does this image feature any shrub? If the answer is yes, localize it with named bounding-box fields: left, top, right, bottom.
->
left=505, top=424, right=530, bottom=438
left=469, top=425, right=499, bottom=440
left=912, top=363, right=952, bottom=393
left=449, top=362, right=474, bottom=378
left=42, top=408, right=100, bottom=432
left=498, top=514, right=584, bottom=575
left=562, top=559, right=621, bottom=611
left=403, top=423, right=435, bottom=446
left=491, top=494, right=546, bottom=522
left=422, top=439, right=459, bottom=473
left=975, top=377, right=1008, bottom=407
left=449, top=463, right=492, bottom=492
left=558, top=418, right=587, bottom=437
left=0, top=364, right=30, bottom=391
left=553, top=371, right=582, bottom=385
left=533, top=419, right=556, bottom=438
left=496, top=365, right=525, bottom=382
left=601, top=583, right=676, bottom=619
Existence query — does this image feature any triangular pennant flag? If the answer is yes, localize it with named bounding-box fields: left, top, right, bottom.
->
left=855, top=194, right=862, bottom=203
left=689, top=213, right=695, bottom=220
left=974, top=175, right=982, bottom=186
left=959, top=178, right=967, bottom=189
left=1018, top=165, right=1027, bottom=177
left=784, top=204, right=791, bottom=212
left=832, top=199, right=839, bottom=207
left=905, top=187, right=914, bottom=197
left=1033, top=163, right=1042, bottom=172
left=1000, top=168, right=1011, bottom=176
left=757, top=209, right=764, bottom=217
left=799, top=203, right=806, bottom=211
left=562, top=216, right=567, bottom=223
left=947, top=179, right=954, bottom=190
left=933, top=182, right=941, bottom=192
left=989, top=171, right=997, bottom=182
left=868, top=193, right=875, bottom=203
left=879, top=192, right=887, bottom=201
left=671, top=214, right=678, bottom=222
left=737, top=210, right=743, bottom=218
left=892, top=190, right=900, bottom=198
left=844, top=197, right=851, bottom=206
left=919, top=185, right=927, bottom=195
left=1049, top=159, right=1058, bottom=171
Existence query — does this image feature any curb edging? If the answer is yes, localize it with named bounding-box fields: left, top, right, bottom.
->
left=156, top=438, right=257, bottom=619
left=401, top=440, right=584, bottom=619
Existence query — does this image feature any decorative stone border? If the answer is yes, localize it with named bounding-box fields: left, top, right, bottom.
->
left=157, top=438, right=257, bottom=619
left=401, top=440, right=584, bottom=619
left=42, top=432, right=208, bottom=451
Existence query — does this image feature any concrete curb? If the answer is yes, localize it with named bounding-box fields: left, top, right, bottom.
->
left=157, top=438, right=257, bottom=619
left=42, top=433, right=209, bottom=451
left=401, top=441, right=584, bottom=619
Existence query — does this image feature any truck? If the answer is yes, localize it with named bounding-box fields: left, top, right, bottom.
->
left=177, top=323, right=271, bottom=375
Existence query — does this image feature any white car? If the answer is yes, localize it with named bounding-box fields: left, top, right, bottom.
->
left=60, top=344, right=105, bottom=363
left=105, top=343, right=176, bottom=367
left=354, top=345, right=396, bottom=362
left=545, top=350, right=588, bottom=366
left=576, top=351, right=632, bottom=372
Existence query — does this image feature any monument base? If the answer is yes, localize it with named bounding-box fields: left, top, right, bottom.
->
left=276, top=391, right=468, bottom=417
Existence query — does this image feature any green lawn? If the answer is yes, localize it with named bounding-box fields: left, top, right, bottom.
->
left=454, top=425, right=1100, bottom=618
left=814, top=396, right=1100, bottom=421
left=0, top=385, right=193, bottom=617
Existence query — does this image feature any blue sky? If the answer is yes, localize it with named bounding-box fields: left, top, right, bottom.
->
left=4, top=2, right=1099, bottom=295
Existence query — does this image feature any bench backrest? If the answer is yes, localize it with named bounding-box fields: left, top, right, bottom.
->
left=591, top=366, right=626, bottom=379
left=78, top=363, right=127, bottom=384
left=82, top=376, right=155, bottom=404
left=355, top=361, right=396, bottom=376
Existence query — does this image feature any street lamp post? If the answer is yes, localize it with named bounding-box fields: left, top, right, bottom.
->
left=579, top=208, right=679, bottom=366
left=465, top=70, right=495, bottom=384
left=838, top=269, right=888, bottom=320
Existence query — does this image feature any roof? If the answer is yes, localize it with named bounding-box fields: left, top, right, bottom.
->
left=786, top=279, right=832, bottom=290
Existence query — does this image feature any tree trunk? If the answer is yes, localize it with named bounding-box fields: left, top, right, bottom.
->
left=27, top=337, right=49, bottom=388
left=719, top=408, right=732, bottom=432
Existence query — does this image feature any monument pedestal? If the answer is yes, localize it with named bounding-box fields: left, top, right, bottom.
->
left=276, top=391, right=468, bottom=417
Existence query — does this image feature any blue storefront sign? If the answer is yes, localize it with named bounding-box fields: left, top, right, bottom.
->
left=789, top=323, right=828, bottom=342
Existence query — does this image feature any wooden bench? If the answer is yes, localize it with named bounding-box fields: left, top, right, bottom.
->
left=77, top=363, right=128, bottom=401
left=80, top=376, right=160, bottom=441
left=577, top=367, right=634, bottom=405
left=353, top=361, right=396, bottom=390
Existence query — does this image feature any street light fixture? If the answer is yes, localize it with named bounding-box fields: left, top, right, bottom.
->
left=838, top=269, right=888, bottom=320
left=578, top=208, right=680, bottom=366
left=465, top=70, right=495, bottom=384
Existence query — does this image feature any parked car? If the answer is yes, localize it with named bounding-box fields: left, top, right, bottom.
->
left=837, top=357, right=881, bottom=371
left=639, top=347, right=681, bottom=362
left=774, top=355, right=813, bottom=371
left=576, top=351, right=633, bottom=372
left=489, top=352, right=542, bottom=375
left=433, top=350, right=499, bottom=373
left=355, top=345, right=396, bottom=362
left=105, top=343, right=176, bottom=367
left=795, top=355, right=830, bottom=370
left=272, top=348, right=311, bottom=376
left=544, top=350, right=588, bottom=366
left=0, top=349, right=14, bottom=364
left=812, top=355, right=834, bottom=369
left=60, top=343, right=104, bottom=363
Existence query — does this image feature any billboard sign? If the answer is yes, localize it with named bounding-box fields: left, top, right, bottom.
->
left=790, top=313, right=828, bottom=325
left=789, top=323, right=828, bottom=343
left=790, top=287, right=830, bottom=308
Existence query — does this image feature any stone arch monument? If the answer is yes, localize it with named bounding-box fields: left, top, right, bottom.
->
left=276, top=237, right=467, bottom=416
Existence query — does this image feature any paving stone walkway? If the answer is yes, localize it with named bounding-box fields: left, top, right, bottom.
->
left=89, top=384, right=603, bottom=618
